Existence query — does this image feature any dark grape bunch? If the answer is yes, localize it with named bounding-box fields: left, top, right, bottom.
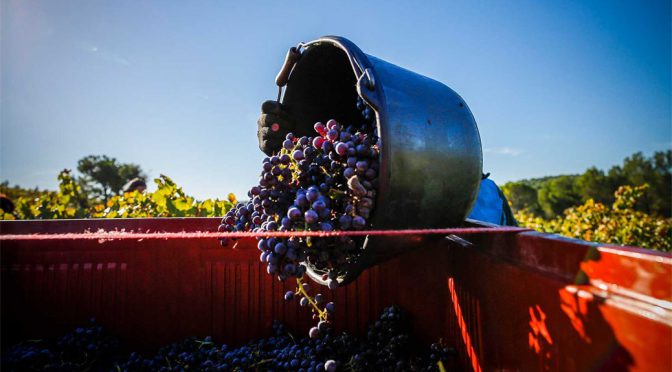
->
left=219, top=97, right=381, bottom=333
left=1, top=307, right=456, bottom=372
left=0, top=318, right=119, bottom=372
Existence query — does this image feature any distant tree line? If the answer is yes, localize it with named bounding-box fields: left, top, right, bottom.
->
left=501, top=150, right=671, bottom=218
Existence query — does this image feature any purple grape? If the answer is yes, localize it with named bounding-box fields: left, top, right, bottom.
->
left=304, top=210, right=318, bottom=224
left=325, top=360, right=337, bottom=372
left=283, top=263, right=296, bottom=275
left=314, top=122, right=326, bottom=134
left=311, top=200, right=326, bottom=212
left=356, top=160, right=368, bottom=172
left=292, top=150, right=305, bottom=161
left=338, top=215, right=352, bottom=229
left=304, top=146, right=316, bottom=158
left=335, top=142, right=348, bottom=156
left=318, top=208, right=331, bottom=220
left=294, top=194, right=308, bottom=208
left=312, top=136, right=325, bottom=149
left=326, top=129, right=339, bottom=141
left=274, top=242, right=287, bottom=255
left=321, top=141, right=333, bottom=153
left=306, top=187, right=319, bottom=202
left=317, top=320, right=329, bottom=332
left=326, top=119, right=338, bottom=130
left=365, top=168, right=377, bottom=180
left=356, top=144, right=368, bottom=156
left=320, top=222, right=334, bottom=232
left=284, top=291, right=294, bottom=301
left=287, top=207, right=302, bottom=220
left=352, top=216, right=366, bottom=230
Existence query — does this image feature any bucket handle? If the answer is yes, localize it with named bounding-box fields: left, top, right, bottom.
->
left=274, top=43, right=304, bottom=101
left=273, top=39, right=377, bottom=105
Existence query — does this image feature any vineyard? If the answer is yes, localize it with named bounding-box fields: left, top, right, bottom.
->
left=2, top=169, right=669, bottom=252
left=515, top=184, right=671, bottom=252
left=502, top=150, right=672, bottom=252
left=1, top=171, right=235, bottom=220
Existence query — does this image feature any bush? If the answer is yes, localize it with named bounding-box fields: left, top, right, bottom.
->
left=2, top=170, right=234, bottom=219
left=516, top=184, right=671, bottom=252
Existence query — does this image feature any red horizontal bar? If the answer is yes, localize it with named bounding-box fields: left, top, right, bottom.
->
left=0, top=226, right=529, bottom=241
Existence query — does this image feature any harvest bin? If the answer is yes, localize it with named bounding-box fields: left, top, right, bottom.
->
left=2, top=218, right=670, bottom=371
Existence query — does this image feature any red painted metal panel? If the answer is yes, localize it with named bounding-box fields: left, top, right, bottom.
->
left=1, top=218, right=670, bottom=371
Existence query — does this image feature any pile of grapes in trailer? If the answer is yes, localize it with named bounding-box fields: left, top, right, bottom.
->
left=2, top=307, right=456, bottom=371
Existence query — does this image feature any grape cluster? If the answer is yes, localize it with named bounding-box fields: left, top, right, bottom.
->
left=0, top=318, right=119, bottom=371
left=1, top=307, right=456, bottom=372
left=219, top=97, right=381, bottom=331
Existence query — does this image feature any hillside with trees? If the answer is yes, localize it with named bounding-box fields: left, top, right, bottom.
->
left=502, top=150, right=671, bottom=251
left=502, top=151, right=670, bottom=218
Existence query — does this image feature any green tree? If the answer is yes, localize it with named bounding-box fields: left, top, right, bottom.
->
left=576, top=167, right=615, bottom=205
left=501, top=181, right=541, bottom=215
left=607, top=151, right=671, bottom=216
left=537, top=175, right=581, bottom=218
left=77, top=155, right=146, bottom=202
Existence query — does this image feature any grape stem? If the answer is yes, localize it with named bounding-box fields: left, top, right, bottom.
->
left=295, top=277, right=328, bottom=322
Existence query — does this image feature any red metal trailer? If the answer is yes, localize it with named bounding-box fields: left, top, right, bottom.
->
left=1, top=218, right=670, bottom=371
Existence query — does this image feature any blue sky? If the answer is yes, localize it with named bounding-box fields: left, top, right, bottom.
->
left=1, top=0, right=670, bottom=199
